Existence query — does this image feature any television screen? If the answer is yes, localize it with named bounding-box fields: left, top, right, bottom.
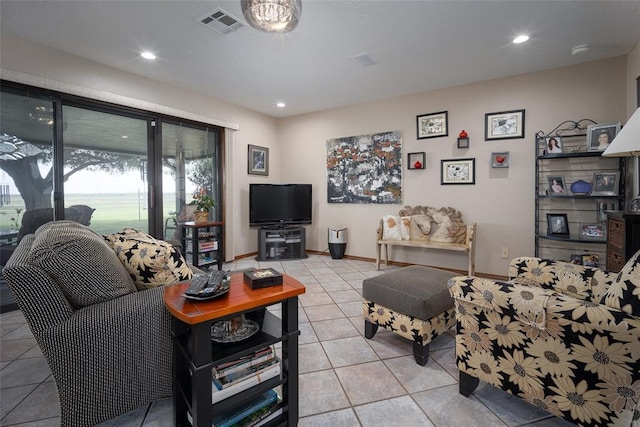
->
left=249, top=184, right=312, bottom=226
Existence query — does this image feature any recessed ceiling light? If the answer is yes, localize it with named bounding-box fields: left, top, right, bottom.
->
left=513, top=35, right=529, bottom=44
left=121, top=135, right=129, bottom=139
left=276, top=102, right=286, bottom=108
left=141, top=51, right=156, bottom=60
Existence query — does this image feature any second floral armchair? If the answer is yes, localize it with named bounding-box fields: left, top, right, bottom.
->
left=448, top=253, right=640, bottom=427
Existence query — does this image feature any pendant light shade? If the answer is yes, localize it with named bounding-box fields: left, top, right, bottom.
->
left=241, top=0, right=302, bottom=33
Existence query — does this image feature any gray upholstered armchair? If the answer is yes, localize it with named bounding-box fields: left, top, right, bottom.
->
left=2, top=221, right=182, bottom=426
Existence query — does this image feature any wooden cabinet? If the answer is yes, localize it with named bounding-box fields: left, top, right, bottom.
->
left=534, top=121, right=626, bottom=265
left=163, top=273, right=305, bottom=427
left=606, top=211, right=640, bottom=272
left=180, top=221, right=223, bottom=270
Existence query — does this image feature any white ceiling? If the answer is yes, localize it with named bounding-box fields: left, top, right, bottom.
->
left=1, top=1, right=639, bottom=119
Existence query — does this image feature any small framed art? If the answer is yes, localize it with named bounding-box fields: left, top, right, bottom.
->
left=591, top=172, right=619, bottom=196
left=248, top=144, right=269, bottom=176
left=579, top=223, right=606, bottom=240
left=484, top=109, right=525, bottom=140
left=586, top=122, right=621, bottom=152
left=547, top=213, right=569, bottom=237
left=547, top=176, right=567, bottom=195
left=441, top=158, right=475, bottom=185
left=417, top=111, right=448, bottom=139
left=545, top=136, right=563, bottom=154
left=582, top=253, right=600, bottom=267
left=491, top=152, right=509, bottom=168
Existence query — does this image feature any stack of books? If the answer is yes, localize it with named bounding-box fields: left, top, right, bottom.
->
left=210, top=389, right=283, bottom=427
left=211, top=346, right=281, bottom=403
left=199, top=240, right=218, bottom=251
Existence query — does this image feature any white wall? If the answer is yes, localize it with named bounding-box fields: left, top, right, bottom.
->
left=278, top=57, right=628, bottom=275
left=1, top=33, right=632, bottom=275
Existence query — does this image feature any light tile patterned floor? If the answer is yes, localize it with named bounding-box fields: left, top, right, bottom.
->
left=0, top=255, right=576, bottom=426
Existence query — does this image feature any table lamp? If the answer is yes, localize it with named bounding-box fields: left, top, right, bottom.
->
left=602, top=107, right=640, bottom=211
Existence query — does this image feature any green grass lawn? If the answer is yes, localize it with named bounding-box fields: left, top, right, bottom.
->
left=0, top=193, right=178, bottom=237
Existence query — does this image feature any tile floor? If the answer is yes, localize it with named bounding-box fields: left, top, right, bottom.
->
left=0, top=254, right=575, bottom=426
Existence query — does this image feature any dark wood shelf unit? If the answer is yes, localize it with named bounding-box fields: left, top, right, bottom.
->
left=164, top=274, right=305, bottom=427
left=180, top=221, right=223, bottom=270
left=606, top=211, right=640, bottom=272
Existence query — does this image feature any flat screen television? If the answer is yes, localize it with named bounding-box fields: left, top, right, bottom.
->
left=249, top=184, right=312, bottom=227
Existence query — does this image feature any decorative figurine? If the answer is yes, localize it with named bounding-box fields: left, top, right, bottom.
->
left=459, top=130, right=468, bottom=138
left=414, top=160, right=422, bottom=169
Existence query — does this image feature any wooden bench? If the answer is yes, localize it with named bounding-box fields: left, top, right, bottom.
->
left=375, top=206, right=476, bottom=275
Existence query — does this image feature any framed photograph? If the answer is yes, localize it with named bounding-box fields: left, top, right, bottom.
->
left=545, top=136, right=563, bottom=154
left=247, top=144, right=269, bottom=176
left=484, top=109, right=525, bottom=140
left=586, top=122, right=621, bottom=151
left=546, top=213, right=569, bottom=237
left=491, top=151, right=509, bottom=168
left=569, top=254, right=583, bottom=265
left=591, top=171, right=619, bottom=196
left=547, top=175, right=567, bottom=195
left=582, top=253, right=600, bottom=267
left=417, top=111, right=448, bottom=139
left=441, top=158, right=475, bottom=185
left=580, top=223, right=606, bottom=240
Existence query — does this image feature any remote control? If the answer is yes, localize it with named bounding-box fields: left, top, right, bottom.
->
left=184, top=270, right=230, bottom=298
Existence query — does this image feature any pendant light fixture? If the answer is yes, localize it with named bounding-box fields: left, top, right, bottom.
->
left=241, top=0, right=302, bottom=33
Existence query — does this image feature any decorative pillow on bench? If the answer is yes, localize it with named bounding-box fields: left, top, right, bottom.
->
left=382, top=215, right=410, bottom=240
left=104, top=228, right=193, bottom=290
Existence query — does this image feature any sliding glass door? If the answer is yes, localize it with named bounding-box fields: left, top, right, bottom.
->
left=61, top=105, right=152, bottom=235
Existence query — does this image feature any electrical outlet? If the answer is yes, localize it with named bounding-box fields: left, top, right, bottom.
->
left=501, top=247, right=509, bottom=258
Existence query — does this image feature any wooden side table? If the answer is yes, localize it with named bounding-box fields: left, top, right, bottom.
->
left=606, top=211, right=640, bottom=272
left=163, top=272, right=305, bottom=427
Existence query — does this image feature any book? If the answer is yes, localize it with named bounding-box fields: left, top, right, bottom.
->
left=211, top=389, right=278, bottom=427
left=212, top=361, right=281, bottom=403
left=214, top=358, right=278, bottom=390
left=251, top=405, right=284, bottom=427
left=213, top=347, right=274, bottom=378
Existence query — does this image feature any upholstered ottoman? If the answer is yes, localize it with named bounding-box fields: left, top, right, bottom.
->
left=362, top=265, right=457, bottom=365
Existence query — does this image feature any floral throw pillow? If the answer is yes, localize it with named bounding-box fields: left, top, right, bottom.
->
left=600, top=249, right=640, bottom=316
left=104, top=228, right=193, bottom=290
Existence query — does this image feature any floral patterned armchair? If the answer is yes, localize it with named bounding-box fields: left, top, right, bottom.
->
left=448, top=252, right=640, bottom=427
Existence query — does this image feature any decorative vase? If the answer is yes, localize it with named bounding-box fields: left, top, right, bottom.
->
left=459, top=130, right=468, bottom=138
left=570, top=180, right=592, bottom=195
left=194, top=210, right=209, bottom=224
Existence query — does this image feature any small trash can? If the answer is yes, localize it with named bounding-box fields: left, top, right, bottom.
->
left=328, top=228, right=347, bottom=259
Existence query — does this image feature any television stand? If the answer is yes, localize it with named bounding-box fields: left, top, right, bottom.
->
left=257, top=226, right=308, bottom=261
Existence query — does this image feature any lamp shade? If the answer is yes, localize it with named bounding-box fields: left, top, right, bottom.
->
left=602, top=107, right=640, bottom=157
left=241, top=0, right=302, bottom=33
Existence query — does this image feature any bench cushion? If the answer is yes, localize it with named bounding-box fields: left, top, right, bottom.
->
left=363, top=266, right=456, bottom=320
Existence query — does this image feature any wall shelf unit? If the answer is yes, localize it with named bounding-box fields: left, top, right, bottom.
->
left=535, top=119, right=626, bottom=266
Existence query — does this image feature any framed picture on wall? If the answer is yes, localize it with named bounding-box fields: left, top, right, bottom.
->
left=441, top=158, right=475, bottom=184
left=417, top=111, right=448, bottom=139
left=484, top=109, right=525, bottom=140
left=248, top=144, right=269, bottom=176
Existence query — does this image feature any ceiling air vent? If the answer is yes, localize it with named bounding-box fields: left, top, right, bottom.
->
left=198, top=8, right=244, bottom=35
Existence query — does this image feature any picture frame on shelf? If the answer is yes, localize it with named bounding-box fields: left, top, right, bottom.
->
left=569, top=254, right=583, bottom=265
left=591, top=171, right=619, bottom=196
left=546, top=213, right=569, bottom=237
left=440, top=158, right=475, bottom=185
left=491, top=152, right=509, bottom=168
left=545, top=136, right=563, bottom=154
left=586, top=122, right=621, bottom=152
left=579, top=223, right=606, bottom=240
left=417, top=111, right=448, bottom=139
left=248, top=144, right=269, bottom=176
left=581, top=253, right=600, bottom=267
left=547, top=175, right=567, bottom=195
left=484, top=109, right=525, bottom=140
